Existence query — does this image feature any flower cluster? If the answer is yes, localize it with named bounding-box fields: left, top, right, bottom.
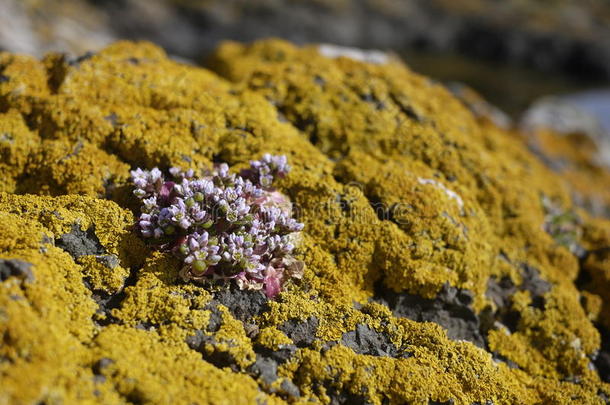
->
left=131, top=154, right=304, bottom=298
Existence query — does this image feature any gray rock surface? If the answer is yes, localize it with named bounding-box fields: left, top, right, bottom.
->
left=0, top=259, right=34, bottom=283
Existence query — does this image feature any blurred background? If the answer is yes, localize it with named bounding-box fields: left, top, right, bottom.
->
left=0, top=0, right=608, bottom=131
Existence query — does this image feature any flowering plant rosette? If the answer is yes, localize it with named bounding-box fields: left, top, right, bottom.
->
left=131, top=154, right=304, bottom=298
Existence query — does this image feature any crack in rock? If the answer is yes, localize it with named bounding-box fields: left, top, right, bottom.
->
left=254, top=343, right=297, bottom=365
left=323, top=383, right=371, bottom=405
left=519, top=263, right=551, bottom=309
left=485, top=262, right=552, bottom=334
left=594, top=325, right=610, bottom=383
left=83, top=260, right=138, bottom=327
left=186, top=329, right=240, bottom=371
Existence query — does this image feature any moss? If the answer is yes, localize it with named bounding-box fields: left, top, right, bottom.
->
left=0, top=39, right=609, bottom=403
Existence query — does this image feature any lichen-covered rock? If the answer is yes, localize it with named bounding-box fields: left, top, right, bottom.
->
left=1, top=39, right=610, bottom=404
left=519, top=97, right=610, bottom=218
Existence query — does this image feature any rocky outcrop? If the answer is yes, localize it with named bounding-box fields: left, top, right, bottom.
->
left=1, top=39, right=610, bottom=404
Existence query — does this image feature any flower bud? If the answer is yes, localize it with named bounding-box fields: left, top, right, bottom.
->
left=192, top=260, right=206, bottom=274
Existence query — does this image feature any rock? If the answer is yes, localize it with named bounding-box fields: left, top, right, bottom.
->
left=0, top=39, right=608, bottom=404
left=0, top=0, right=112, bottom=56
left=484, top=262, right=552, bottom=333
left=0, top=259, right=34, bottom=283
left=280, top=379, right=300, bottom=398
left=204, top=304, right=222, bottom=333
left=201, top=344, right=239, bottom=371
left=324, top=385, right=370, bottom=405
left=318, top=44, right=390, bottom=65
left=519, top=264, right=551, bottom=308
left=375, top=283, right=486, bottom=348
left=522, top=96, right=610, bottom=166
left=95, top=254, right=119, bottom=269
left=92, top=357, right=114, bottom=375
left=185, top=330, right=206, bottom=351
left=341, top=323, right=409, bottom=358
left=279, top=316, right=319, bottom=348
left=254, top=343, right=297, bottom=365
left=486, top=275, right=517, bottom=310
left=563, top=89, right=610, bottom=134
left=520, top=96, right=610, bottom=217
left=212, top=287, right=268, bottom=323
left=522, top=96, right=607, bottom=143
left=55, top=224, right=105, bottom=259
left=248, top=355, right=278, bottom=385
left=187, top=331, right=240, bottom=371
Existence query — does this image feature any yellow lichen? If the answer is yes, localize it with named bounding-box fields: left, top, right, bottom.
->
left=257, top=327, right=294, bottom=350
left=0, top=39, right=609, bottom=404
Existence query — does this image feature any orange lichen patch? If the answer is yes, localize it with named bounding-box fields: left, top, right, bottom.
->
left=0, top=193, right=144, bottom=263
left=0, top=212, right=97, bottom=404
left=209, top=305, right=258, bottom=369
left=0, top=53, right=50, bottom=114
left=256, top=326, right=294, bottom=350
left=91, top=326, right=269, bottom=405
left=209, top=40, right=578, bottom=297
left=581, top=290, right=603, bottom=322
left=289, top=329, right=534, bottom=404
left=112, top=252, right=210, bottom=329
left=77, top=255, right=130, bottom=295
left=19, top=138, right=129, bottom=196
left=0, top=109, right=39, bottom=193
left=0, top=39, right=609, bottom=403
left=209, top=38, right=609, bottom=400
left=522, top=127, right=610, bottom=217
